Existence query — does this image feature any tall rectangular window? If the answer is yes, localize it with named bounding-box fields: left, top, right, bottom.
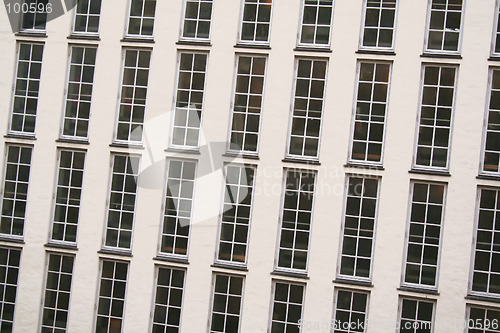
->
left=228, top=55, right=267, bottom=154
left=217, top=165, right=255, bottom=264
left=398, top=298, right=434, bottom=333
left=270, top=282, right=304, bottom=332
left=181, top=0, right=213, bottom=40
left=40, top=253, right=75, bottom=332
left=0, top=146, right=32, bottom=237
left=414, top=65, right=457, bottom=170
left=403, top=182, right=446, bottom=288
left=425, top=0, right=463, bottom=53
left=21, top=0, right=48, bottom=31
left=104, top=155, right=139, bottom=251
left=338, top=177, right=379, bottom=280
left=50, top=150, right=85, bottom=244
left=276, top=170, right=316, bottom=271
left=62, top=45, right=97, bottom=139
left=73, top=0, right=102, bottom=34
left=471, top=188, right=500, bottom=297
left=115, top=49, right=151, bottom=143
left=0, top=247, right=21, bottom=333
left=209, top=274, right=244, bottom=333
left=160, top=160, right=196, bottom=257
left=10, top=43, right=44, bottom=135
left=287, top=59, right=327, bottom=159
left=171, top=52, right=208, bottom=149
left=151, top=267, right=185, bottom=332
left=493, top=2, right=500, bottom=57
left=298, top=0, right=334, bottom=47
left=239, top=0, right=273, bottom=44
left=481, top=68, right=500, bottom=176
left=126, top=0, right=157, bottom=37
left=467, top=306, right=500, bottom=332
left=349, top=61, right=391, bottom=164
left=332, top=289, right=369, bottom=333
left=95, top=260, right=128, bottom=333
left=360, top=0, right=397, bottom=50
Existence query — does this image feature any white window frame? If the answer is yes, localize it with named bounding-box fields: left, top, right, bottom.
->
left=397, top=296, right=436, bottom=333
left=169, top=51, right=209, bottom=150
left=465, top=304, right=500, bottom=332
left=20, top=0, right=49, bottom=32
left=71, top=0, right=102, bottom=35
left=285, top=57, right=328, bottom=161
left=331, top=288, right=370, bottom=333
left=400, top=181, right=447, bottom=291
left=179, top=0, right=214, bottom=42
left=359, top=0, right=398, bottom=51
left=237, top=0, right=274, bottom=45
left=268, top=280, right=305, bottom=333
left=60, top=44, right=97, bottom=141
left=0, top=247, right=21, bottom=331
left=226, top=53, right=268, bottom=156
left=157, top=158, right=198, bottom=259
left=296, top=0, right=335, bottom=49
left=347, top=60, right=392, bottom=166
left=124, top=0, right=157, bottom=39
left=492, top=0, right=500, bottom=58
left=336, top=175, right=381, bottom=282
left=423, top=0, right=465, bottom=55
left=412, top=64, right=458, bottom=172
left=208, top=273, right=245, bottom=333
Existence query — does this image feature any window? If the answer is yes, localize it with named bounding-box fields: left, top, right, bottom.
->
left=298, top=0, right=333, bottom=47
left=73, top=0, right=102, bottom=34
left=349, top=61, right=391, bottom=164
left=398, top=298, right=434, bottom=333
left=338, top=176, right=379, bottom=280
left=180, top=0, right=213, bottom=40
left=425, top=0, right=463, bottom=53
left=160, top=160, right=196, bottom=257
left=21, top=0, right=48, bottom=31
left=493, top=1, right=500, bottom=57
left=0, top=247, right=21, bottom=333
left=40, top=253, right=75, bottom=333
left=287, top=59, right=327, bottom=159
left=95, top=260, right=128, bottom=333
left=104, top=155, right=140, bottom=251
left=209, top=274, right=244, bottom=333
left=403, top=182, right=446, bottom=288
left=217, top=165, right=255, bottom=264
left=126, top=0, right=157, bottom=37
left=228, top=55, right=267, bottom=154
left=171, top=52, right=208, bottom=149
left=470, top=188, right=500, bottom=297
left=276, top=170, right=316, bottom=271
left=10, top=43, right=44, bottom=135
left=481, top=68, right=500, bottom=175
left=62, top=45, right=97, bottom=139
left=50, top=150, right=85, bottom=244
left=0, top=146, right=32, bottom=237
left=239, top=0, right=273, bottom=44
left=467, top=306, right=500, bottom=333
left=270, top=282, right=304, bottom=332
left=360, top=0, right=397, bottom=50
left=332, top=289, right=369, bottom=333
left=414, top=65, right=457, bottom=170
left=151, top=267, right=185, bottom=332
left=115, top=49, right=151, bottom=144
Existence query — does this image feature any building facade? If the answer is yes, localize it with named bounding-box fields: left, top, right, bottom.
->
left=0, top=0, right=499, bottom=332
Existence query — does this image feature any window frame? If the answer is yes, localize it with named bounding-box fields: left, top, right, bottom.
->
left=411, top=63, right=458, bottom=172
left=226, top=53, right=268, bottom=156
left=397, top=296, right=436, bottom=333
left=465, top=303, right=500, bottom=333
left=179, top=0, right=214, bottom=42
left=268, top=280, right=306, bottom=333
left=237, top=0, right=274, bottom=46
left=296, top=0, right=335, bottom=49
left=358, top=0, right=399, bottom=51
left=71, top=0, right=102, bottom=36
left=400, top=181, right=447, bottom=291
left=124, top=0, right=157, bottom=39
left=0, top=246, right=21, bottom=332
left=492, top=0, right=500, bottom=58
left=331, top=288, right=370, bottom=333
left=423, top=0, right=465, bottom=55
left=347, top=60, right=392, bottom=166
left=19, top=0, right=49, bottom=33
left=207, top=273, right=245, bottom=333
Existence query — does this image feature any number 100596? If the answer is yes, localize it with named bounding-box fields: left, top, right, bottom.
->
left=6, top=2, right=53, bottom=14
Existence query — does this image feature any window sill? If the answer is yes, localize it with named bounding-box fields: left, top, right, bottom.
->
left=344, top=163, right=384, bottom=171
left=67, top=34, right=100, bottom=41
left=477, top=174, right=500, bottom=181
left=4, top=133, right=36, bottom=141
left=121, top=37, right=155, bottom=44
left=398, top=286, right=439, bottom=296
left=109, top=142, right=144, bottom=150
left=44, top=242, right=78, bottom=251
left=56, top=138, right=90, bottom=145
left=282, top=157, right=320, bottom=165
left=234, top=43, right=271, bottom=50
left=212, top=262, right=248, bottom=272
left=223, top=152, right=260, bottom=160
left=466, top=294, right=500, bottom=304
left=356, top=49, right=396, bottom=56
left=154, top=256, right=189, bottom=265
left=334, top=278, right=373, bottom=288
left=177, top=40, right=211, bottom=47
left=488, top=56, right=500, bottom=62
left=271, top=270, right=309, bottom=280
left=421, top=52, right=462, bottom=59
left=165, top=147, right=201, bottom=155
left=409, top=169, right=451, bottom=177
left=16, top=31, right=47, bottom=38
left=294, top=47, right=332, bottom=53
left=98, top=249, right=133, bottom=257
left=0, top=236, right=24, bottom=245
